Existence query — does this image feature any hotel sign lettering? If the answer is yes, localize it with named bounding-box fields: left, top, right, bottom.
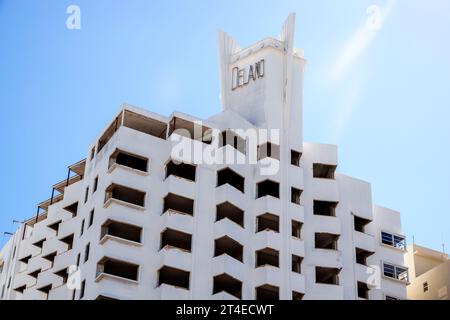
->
left=231, top=59, right=265, bottom=91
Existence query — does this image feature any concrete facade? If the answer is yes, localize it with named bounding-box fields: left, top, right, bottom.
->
left=405, top=244, right=449, bottom=300
left=0, top=14, right=407, bottom=300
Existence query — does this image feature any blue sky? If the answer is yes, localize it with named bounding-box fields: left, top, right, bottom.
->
left=0, top=0, right=449, bottom=251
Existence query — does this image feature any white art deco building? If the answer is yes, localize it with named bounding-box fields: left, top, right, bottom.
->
left=0, top=14, right=408, bottom=300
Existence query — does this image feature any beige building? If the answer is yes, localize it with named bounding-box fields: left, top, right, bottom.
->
left=405, top=244, right=450, bottom=300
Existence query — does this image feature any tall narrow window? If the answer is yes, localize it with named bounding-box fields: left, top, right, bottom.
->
left=84, top=243, right=90, bottom=263
left=93, top=176, right=99, bottom=193
left=84, top=187, right=89, bottom=203
left=80, top=219, right=85, bottom=236
left=88, top=209, right=94, bottom=228
left=79, top=280, right=86, bottom=299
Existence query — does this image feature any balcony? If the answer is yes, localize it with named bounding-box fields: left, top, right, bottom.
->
left=157, top=246, right=191, bottom=271
left=156, top=283, right=190, bottom=300
left=108, top=149, right=149, bottom=174
left=254, top=195, right=281, bottom=217
left=214, top=218, right=245, bottom=244
left=288, top=202, right=305, bottom=223
left=163, top=193, right=194, bottom=216
left=310, top=249, right=343, bottom=269
left=256, top=213, right=279, bottom=233
left=100, top=219, right=143, bottom=246
left=212, top=254, right=246, bottom=281
left=164, top=175, right=196, bottom=200
left=161, top=210, right=194, bottom=234
left=254, top=231, right=281, bottom=252
left=96, top=257, right=139, bottom=284
left=311, top=214, right=341, bottom=235
left=213, top=274, right=242, bottom=299
left=255, top=284, right=279, bottom=300
left=214, top=236, right=243, bottom=263
left=310, top=283, right=345, bottom=300
left=165, top=160, right=196, bottom=182
left=256, top=180, right=279, bottom=199
left=291, top=272, right=306, bottom=295
left=215, top=184, right=247, bottom=211
left=255, top=248, right=279, bottom=268
left=311, top=180, right=339, bottom=202
left=160, top=228, right=192, bottom=252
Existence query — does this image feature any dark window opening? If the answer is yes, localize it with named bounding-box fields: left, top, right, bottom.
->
left=354, top=215, right=371, bottom=233
left=161, top=228, right=192, bottom=252
left=33, top=239, right=45, bottom=249
left=256, top=248, right=279, bottom=268
left=315, top=233, right=339, bottom=250
left=93, top=176, right=99, bottom=193
left=109, top=149, right=148, bottom=173
left=291, top=220, right=302, bottom=239
left=98, top=115, right=121, bottom=153
left=37, top=284, right=52, bottom=298
left=292, top=255, right=303, bottom=273
left=355, top=248, right=374, bottom=266
left=55, top=268, right=68, bottom=285
left=165, top=160, right=196, bottom=182
left=123, top=110, right=167, bottom=140
left=47, top=220, right=61, bottom=235
left=84, top=243, right=90, bottom=263
left=63, top=202, right=78, bottom=218
left=291, top=150, right=302, bottom=166
left=292, top=291, right=304, bottom=300
left=220, top=130, right=246, bottom=154
left=95, top=295, right=119, bottom=300
left=105, top=183, right=146, bottom=207
left=313, top=200, right=338, bottom=217
left=97, top=257, right=139, bottom=282
left=214, top=236, right=243, bottom=262
left=84, top=187, right=89, bottom=203
left=217, top=168, right=245, bottom=193
left=79, top=280, right=86, bottom=299
left=313, top=163, right=337, bottom=179
left=256, top=285, right=279, bottom=300
left=256, top=213, right=279, bottom=233
left=357, top=281, right=369, bottom=299
left=60, top=234, right=74, bottom=251
left=19, top=255, right=32, bottom=265
left=14, top=285, right=26, bottom=294
left=257, top=142, right=280, bottom=161
left=291, top=187, right=302, bottom=205
left=42, top=252, right=57, bottom=268
left=101, top=219, right=142, bottom=244
left=256, top=180, right=279, bottom=199
left=213, top=273, right=242, bottom=299
left=168, top=116, right=212, bottom=144
left=163, top=193, right=194, bottom=216
left=158, top=266, right=190, bottom=289
left=316, top=267, right=340, bottom=285
left=28, top=269, right=41, bottom=279
left=216, top=202, right=244, bottom=227
left=88, top=209, right=94, bottom=227
left=80, top=219, right=85, bottom=236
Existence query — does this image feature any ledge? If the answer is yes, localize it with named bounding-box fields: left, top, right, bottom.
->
left=95, top=272, right=139, bottom=286
left=99, top=234, right=143, bottom=247
left=103, top=198, right=145, bottom=211
left=108, top=163, right=149, bottom=176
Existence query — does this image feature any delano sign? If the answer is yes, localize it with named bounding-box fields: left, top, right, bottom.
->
left=231, top=59, right=265, bottom=91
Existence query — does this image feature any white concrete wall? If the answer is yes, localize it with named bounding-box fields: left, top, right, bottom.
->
left=0, top=14, right=407, bottom=300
